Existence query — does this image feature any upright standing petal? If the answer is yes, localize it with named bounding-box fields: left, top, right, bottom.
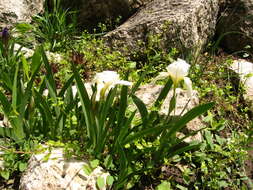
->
left=93, top=71, right=132, bottom=101
left=166, top=58, right=190, bottom=86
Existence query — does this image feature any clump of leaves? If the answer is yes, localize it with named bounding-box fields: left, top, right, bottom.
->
left=32, top=0, right=77, bottom=51
left=72, top=59, right=213, bottom=189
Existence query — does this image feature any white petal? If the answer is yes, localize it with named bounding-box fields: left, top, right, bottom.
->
left=92, top=70, right=133, bottom=100
left=116, top=80, right=132, bottom=86
left=93, top=71, right=119, bottom=85
left=183, top=77, right=193, bottom=98
left=167, top=58, right=190, bottom=79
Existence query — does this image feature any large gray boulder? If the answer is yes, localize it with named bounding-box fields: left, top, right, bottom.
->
left=0, top=0, right=44, bottom=28
left=104, top=0, right=219, bottom=55
left=61, top=0, right=151, bottom=29
left=216, top=0, right=253, bottom=52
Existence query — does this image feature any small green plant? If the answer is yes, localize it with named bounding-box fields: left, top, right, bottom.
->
left=32, top=0, right=77, bottom=51
left=0, top=45, right=77, bottom=142
left=183, top=129, right=250, bottom=189
left=0, top=45, right=43, bottom=142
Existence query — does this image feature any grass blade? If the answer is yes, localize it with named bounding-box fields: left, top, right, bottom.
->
left=132, top=94, right=148, bottom=126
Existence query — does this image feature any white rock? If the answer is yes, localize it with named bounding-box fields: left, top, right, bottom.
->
left=230, top=59, right=253, bottom=101
left=19, top=148, right=111, bottom=190
left=105, top=0, right=219, bottom=56
left=0, top=0, right=44, bottom=27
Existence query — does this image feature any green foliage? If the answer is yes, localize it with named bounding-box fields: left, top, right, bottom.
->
left=0, top=8, right=252, bottom=189
left=0, top=36, right=214, bottom=187
left=72, top=32, right=179, bottom=83
left=0, top=45, right=78, bottom=142
left=0, top=139, right=35, bottom=181
left=72, top=61, right=213, bottom=189
left=179, top=129, right=251, bottom=189
left=0, top=47, right=43, bottom=142
left=156, top=181, right=172, bottom=190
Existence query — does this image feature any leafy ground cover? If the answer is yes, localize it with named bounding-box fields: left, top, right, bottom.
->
left=0, top=1, right=252, bottom=189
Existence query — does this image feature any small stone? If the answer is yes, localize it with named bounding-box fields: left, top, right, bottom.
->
left=19, top=148, right=110, bottom=190
left=230, top=59, right=253, bottom=101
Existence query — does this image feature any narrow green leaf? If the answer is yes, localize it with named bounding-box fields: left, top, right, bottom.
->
left=34, top=90, right=53, bottom=123
left=12, top=62, right=19, bottom=111
left=41, top=46, right=57, bottom=93
left=154, top=79, right=173, bottom=108
left=99, top=88, right=117, bottom=132
left=132, top=95, right=148, bottom=126
left=165, top=102, right=214, bottom=140
left=31, top=47, right=42, bottom=77
left=117, top=111, right=136, bottom=144
left=0, top=127, right=12, bottom=138
left=58, top=75, right=74, bottom=97
left=117, top=86, right=128, bottom=126
left=130, top=64, right=153, bottom=96
left=22, top=56, right=30, bottom=79
left=122, top=125, right=164, bottom=146
left=167, top=144, right=200, bottom=158
left=168, top=94, right=176, bottom=116
left=0, top=91, right=11, bottom=114
left=2, top=72, right=13, bottom=90
left=71, top=63, right=94, bottom=143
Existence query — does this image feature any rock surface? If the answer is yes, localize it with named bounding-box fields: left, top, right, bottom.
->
left=230, top=59, right=253, bottom=101
left=61, top=0, right=151, bottom=29
left=216, top=0, right=253, bottom=52
left=135, top=84, right=202, bottom=142
left=104, top=0, right=219, bottom=55
left=0, top=0, right=44, bottom=28
left=19, top=148, right=110, bottom=190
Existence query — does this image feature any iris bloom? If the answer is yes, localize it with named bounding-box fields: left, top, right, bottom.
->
left=1, top=27, right=9, bottom=56
left=1, top=28, right=8, bottom=39
left=93, top=71, right=132, bottom=100
left=156, top=58, right=192, bottom=98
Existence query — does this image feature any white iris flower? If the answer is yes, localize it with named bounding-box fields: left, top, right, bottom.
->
left=93, top=71, right=132, bottom=100
left=156, top=58, right=193, bottom=98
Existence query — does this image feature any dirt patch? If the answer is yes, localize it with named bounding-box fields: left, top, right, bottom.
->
left=0, top=172, right=20, bottom=190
